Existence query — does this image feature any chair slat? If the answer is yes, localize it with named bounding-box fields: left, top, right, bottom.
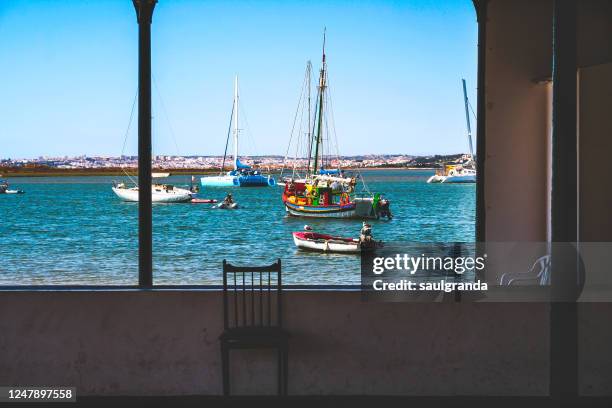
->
left=268, top=270, right=271, bottom=326
left=233, top=271, right=238, bottom=327
left=222, top=259, right=282, bottom=329
left=242, top=272, right=246, bottom=327
left=251, top=272, right=255, bottom=326
left=259, top=271, right=263, bottom=327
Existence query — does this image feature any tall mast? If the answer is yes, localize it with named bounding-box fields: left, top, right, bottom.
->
left=462, top=78, right=475, bottom=160
left=312, top=29, right=326, bottom=175
left=307, top=61, right=312, bottom=147
left=233, top=75, right=239, bottom=170
left=306, top=61, right=314, bottom=176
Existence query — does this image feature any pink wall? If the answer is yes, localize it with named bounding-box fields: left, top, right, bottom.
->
left=0, top=291, right=551, bottom=396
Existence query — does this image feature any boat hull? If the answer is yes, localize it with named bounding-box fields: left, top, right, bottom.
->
left=428, top=171, right=476, bottom=184
left=239, top=175, right=276, bottom=187
left=190, top=198, right=218, bottom=204
left=292, top=232, right=361, bottom=253
left=284, top=198, right=386, bottom=219
left=284, top=201, right=356, bottom=218
left=200, top=174, right=275, bottom=187
left=112, top=186, right=193, bottom=203
left=200, top=175, right=241, bottom=187
left=442, top=174, right=476, bottom=183
left=427, top=175, right=445, bottom=183
left=214, top=202, right=239, bottom=209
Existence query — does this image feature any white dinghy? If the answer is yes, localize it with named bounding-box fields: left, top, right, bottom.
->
left=292, top=231, right=363, bottom=253
left=213, top=202, right=239, bottom=209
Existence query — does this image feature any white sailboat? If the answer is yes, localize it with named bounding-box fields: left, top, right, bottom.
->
left=427, top=164, right=476, bottom=184
left=112, top=173, right=194, bottom=203
left=200, top=76, right=275, bottom=188
left=111, top=87, right=194, bottom=203
left=428, top=79, right=477, bottom=184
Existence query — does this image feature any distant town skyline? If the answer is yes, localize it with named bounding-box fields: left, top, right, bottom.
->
left=0, top=0, right=478, bottom=158
left=0, top=153, right=472, bottom=172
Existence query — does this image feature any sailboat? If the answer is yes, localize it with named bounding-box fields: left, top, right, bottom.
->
left=281, top=32, right=392, bottom=219
left=200, top=76, right=276, bottom=188
left=112, top=172, right=194, bottom=203
left=427, top=79, right=477, bottom=184
left=111, top=88, right=194, bottom=202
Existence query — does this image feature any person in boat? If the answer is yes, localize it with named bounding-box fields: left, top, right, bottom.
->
left=223, top=192, right=234, bottom=205
left=377, top=198, right=392, bottom=219
left=372, top=193, right=392, bottom=220
left=360, top=222, right=373, bottom=244
left=190, top=176, right=200, bottom=193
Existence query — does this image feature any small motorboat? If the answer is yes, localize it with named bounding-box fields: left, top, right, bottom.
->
left=214, top=193, right=238, bottom=209
left=292, top=231, right=381, bottom=254
left=293, top=223, right=382, bottom=254
left=191, top=198, right=218, bottom=204
left=0, top=180, right=24, bottom=194
left=292, top=232, right=361, bottom=253
left=214, top=202, right=239, bottom=209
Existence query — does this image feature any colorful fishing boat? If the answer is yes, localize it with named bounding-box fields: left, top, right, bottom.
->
left=283, top=176, right=357, bottom=218
left=280, top=32, right=392, bottom=219
left=201, top=76, right=276, bottom=188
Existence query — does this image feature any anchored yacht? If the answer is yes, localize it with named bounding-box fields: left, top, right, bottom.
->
left=428, top=79, right=477, bottom=184
left=112, top=173, right=194, bottom=203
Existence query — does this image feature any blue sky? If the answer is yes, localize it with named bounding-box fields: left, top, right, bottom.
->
left=0, top=0, right=477, bottom=158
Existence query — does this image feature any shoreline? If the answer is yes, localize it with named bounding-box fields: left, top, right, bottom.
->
left=1, top=167, right=436, bottom=178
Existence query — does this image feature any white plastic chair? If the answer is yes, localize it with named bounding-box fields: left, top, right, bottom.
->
left=499, top=255, right=551, bottom=286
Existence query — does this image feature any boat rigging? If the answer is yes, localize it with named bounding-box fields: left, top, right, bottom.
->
left=427, top=78, right=477, bottom=184
left=281, top=31, right=392, bottom=219
left=200, top=76, right=276, bottom=188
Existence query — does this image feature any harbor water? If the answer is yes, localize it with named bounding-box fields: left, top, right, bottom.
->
left=0, top=169, right=475, bottom=285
